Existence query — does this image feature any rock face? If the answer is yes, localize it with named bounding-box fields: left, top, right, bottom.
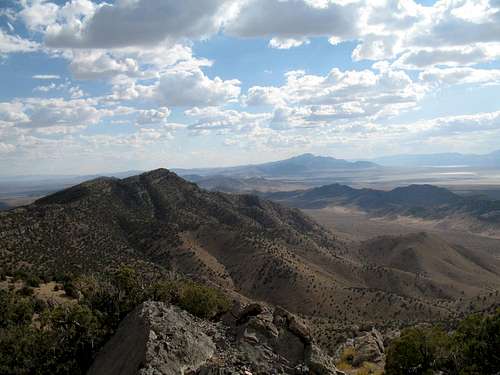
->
left=88, top=302, right=216, bottom=375
left=88, top=302, right=344, bottom=375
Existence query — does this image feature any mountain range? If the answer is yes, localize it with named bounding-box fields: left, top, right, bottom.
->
left=175, top=153, right=379, bottom=178
left=1, top=169, right=499, bottom=335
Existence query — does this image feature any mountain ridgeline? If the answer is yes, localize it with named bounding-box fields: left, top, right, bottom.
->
left=1, top=169, right=500, bottom=331
left=264, top=183, right=500, bottom=225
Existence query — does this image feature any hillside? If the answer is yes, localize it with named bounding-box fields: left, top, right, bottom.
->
left=357, top=232, right=500, bottom=297
left=1, top=170, right=499, bottom=329
left=175, top=153, right=379, bottom=178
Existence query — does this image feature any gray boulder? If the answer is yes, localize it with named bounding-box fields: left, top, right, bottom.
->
left=88, top=302, right=216, bottom=375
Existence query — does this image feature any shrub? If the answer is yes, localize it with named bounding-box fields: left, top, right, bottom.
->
left=12, top=270, right=28, bottom=282
left=63, top=281, right=80, bottom=299
left=41, top=304, right=105, bottom=373
left=385, top=311, right=500, bottom=375
left=385, top=326, right=449, bottom=375
left=18, top=286, right=34, bottom=297
left=34, top=297, right=48, bottom=314
left=448, top=311, right=500, bottom=374
left=26, top=274, right=41, bottom=288
left=0, top=290, right=35, bottom=327
left=178, top=282, right=230, bottom=319
left=148, top=280, right=180, bottom=303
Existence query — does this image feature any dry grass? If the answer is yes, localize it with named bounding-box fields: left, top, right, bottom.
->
left=0, top=277, right=75, bottom=304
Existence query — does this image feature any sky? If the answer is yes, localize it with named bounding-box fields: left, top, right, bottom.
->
left=1, top=0, right=500, bottom=175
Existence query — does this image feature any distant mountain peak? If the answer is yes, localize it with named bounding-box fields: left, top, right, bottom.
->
left=294, top=152, right=316, bottom=159
left=256, top=153, right=378, bottom=176
left=175, top=153, right=378, bottom=179
left=291, top=153, right=329, bottom=161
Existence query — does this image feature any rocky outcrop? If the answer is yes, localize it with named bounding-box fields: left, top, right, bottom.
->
left=88, top=301, right=344, bottom=375
left=334, top=327, right=386, bottom=369
left=88, top=302, right=216, bottom=375
left=351, top=328, right=385, bottom=366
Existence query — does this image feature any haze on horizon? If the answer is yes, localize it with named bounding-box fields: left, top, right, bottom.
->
left=1, top=0, right=500, bottom=175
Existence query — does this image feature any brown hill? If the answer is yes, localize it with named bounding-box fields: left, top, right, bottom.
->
left=0, top=169, right=499, bottom=330
left=357, top=232, right=500, bottom=299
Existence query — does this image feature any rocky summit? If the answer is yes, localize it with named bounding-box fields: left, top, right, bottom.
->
left=88, top=301, right=345, bottom=375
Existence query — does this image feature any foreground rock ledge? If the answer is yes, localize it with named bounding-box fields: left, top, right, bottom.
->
left=87, top=301, right=345, bottom=375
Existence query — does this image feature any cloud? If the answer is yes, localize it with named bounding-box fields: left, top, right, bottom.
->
left=0, top=102, right=30, bottom=123
left=65, top=44, right=195, bottom=81
left=44, top=0, right=235, bottom=48
left=244, top=66, right=426, bottom=128
left=156, top=67, right=241, bottom=107
left=185, top=106, right=271, bottom=132
left=419, top=67, right=500, bottom=86
left=32, top=74, right=61, bottom=80
left=68, top=50, right=140, bottom=80
left=0, top=29, right=38, bottom=55
left=393, top=46, right=492, bottom=69
left=345, top=0, right=500, bottom=67
left=226, top=0, right=360, bottom=44
left=83, top=128, right=174, bottom=148
left=417, top=110, right=500, bottom=136
left=19, top=0, right=60, bottom=31
left=135, top=107, right=171, bottom=127
left=4, top=97, right=111, bottom=131
left=31, top=79, right=86, bottom=99
left=33, top=83, right=59, bottom=92
left=268, top=37, right=310, bottom=49
left=0, top=143, right=15, bottom=154
left=412, top=0, right=500, bottom=47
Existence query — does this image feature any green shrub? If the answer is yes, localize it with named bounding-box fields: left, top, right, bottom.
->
left=63, top=281, right=80, bottom=299
left=148, top=281, right=175, bottom=302
left=449, top=311, right=500, bottom=374
left=41, top=304, right=105, bottom=373
left=34, top=298, right=48, bottom=314
left=385, top=326, right=449, bottom=375
left=12, top=270, right=28, bottom=282
left=178, top=282, right=230, bottom=319
left=0, top=290, right=35, bottom=327
left=385, top=310, right=500, bottom=375
left=26, top=274, right=41, bottom=288
left=18, top=286, right=34, bottom=297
